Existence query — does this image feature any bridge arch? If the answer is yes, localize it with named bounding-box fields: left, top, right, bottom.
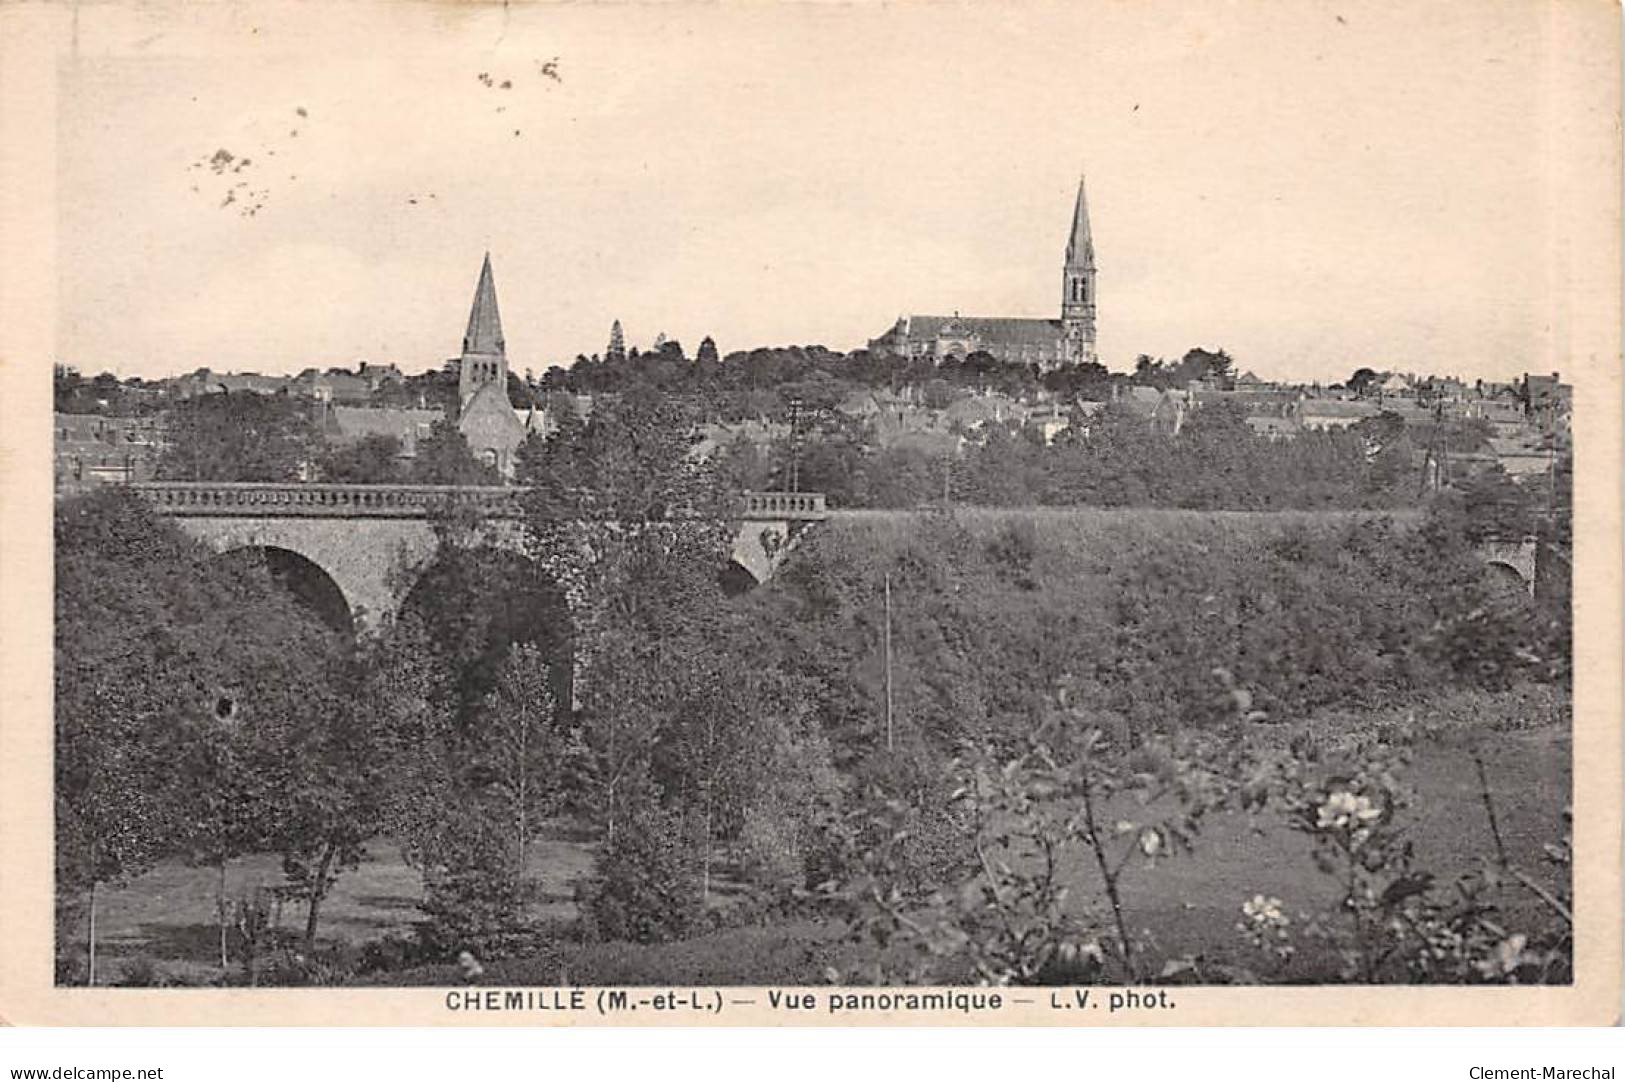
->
left=1482, top=559, right=1534, bottom=602
left=132, top=482, right=831, bottom=698
left=1475, top=537, right=1538, bottom=597
left=216, top=544, right=355, bottom=633
left=399, top=547, right=577, bottom=716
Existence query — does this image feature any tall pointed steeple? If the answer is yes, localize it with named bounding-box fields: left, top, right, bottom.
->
left=1061, top=173, right=1097, bottom=365
left=459, top=252, right=510, bottom=411
left=463, top=252, right=505, bottom=357
left=458, top=250, right=507, bottom=411
left=1065, top=174, right=1094, bottom=269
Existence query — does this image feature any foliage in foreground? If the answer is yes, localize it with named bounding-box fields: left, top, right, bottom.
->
left=832, top=676, right=1572, bottom=987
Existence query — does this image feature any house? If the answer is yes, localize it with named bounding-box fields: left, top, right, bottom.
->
left=1376, top=400, right=1434, bottom=428
left=1489, top=437, right=1556, bottom=481
left=54, top=412, right=165, bottom=493
left=836, top=389, right=884, bottom=420
left=1469, top=398, right=1530, bottom=439
left=1116, top=384, right=1164, bottom=417
left=327, top=406, right=444, bottom=459
left=358, top=362, right=406, bottom=390
left=944, top=392, right=1022, bottom=434
left=1297, top=398, right=1380, bottom=431
left=1416, top=376, right=1467, bottom=403
left=1148, top=389, right=1191, bottom=436
left=170, top=370, right=295, bottom=398
left=1521, top=372, right=1570, bottom=433
left=1233, top=370, right=1283, bottom=391
left=1244, top=415, right=1301, bottom=441
left=1374, top=372, right=1412, bottom=395
left=695, top=418, right=790, bottom=460
left=1025, top=402, right=1078, bottom=445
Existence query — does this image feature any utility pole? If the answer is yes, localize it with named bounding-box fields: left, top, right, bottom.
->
left=787, top=396, right=802, bottom=493
left=883, top=572, right=894, bottom=752
left=1438, top=401, right=1449, bottom=491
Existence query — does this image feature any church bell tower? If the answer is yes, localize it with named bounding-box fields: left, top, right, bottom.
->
left=459, top=252, right=508, bottom=411
left=1061, top=175, right=1097, bottom=365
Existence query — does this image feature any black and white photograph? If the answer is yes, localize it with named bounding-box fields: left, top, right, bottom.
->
left=1, top=0, right=1619, bottom=1031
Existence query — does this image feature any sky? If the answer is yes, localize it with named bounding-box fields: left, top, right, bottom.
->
left=51, top=0, right=1604, bottom=384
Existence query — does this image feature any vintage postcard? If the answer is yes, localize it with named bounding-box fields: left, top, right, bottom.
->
left=0, top=0, right=1618, bottom=1028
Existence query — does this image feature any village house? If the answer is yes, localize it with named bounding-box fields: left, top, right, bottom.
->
left=324, top=406, right=444, bottom=461
left=54, top=412, right=165, bottom=493
left=1468, top=398, right=1531, bottom=439
left=1488, top=436, right=1557, bottom=481
left=1297, top=397, right=1381, bottom=431
left=1521, top=372, right=1571, bottom=434
left=169, top=369, right=294, bottom=399
left=1244, top=414, right=1301, bottom=441
left=1373, top=371, right=1413, bottom=395
left=358, top=362, right=406, bottom=390
left=944, top=391, right=1024, bottom=435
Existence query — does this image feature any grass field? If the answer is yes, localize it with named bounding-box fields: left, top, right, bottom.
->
left=80, top=697, right=1569, bottom=986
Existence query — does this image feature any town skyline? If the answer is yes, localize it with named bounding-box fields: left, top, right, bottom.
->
left=54, top=2, right=1592, bottom=386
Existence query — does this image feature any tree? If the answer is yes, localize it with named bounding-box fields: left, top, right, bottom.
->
left=696, top=336, right=719, bottom=367
left=54, top=364, right=85, bottom=412
left=578, top=800, right=700, bottom=943
left=361, top=616, right=535, bottom=958
left=409, top=421, right=501, bottom=486
left=606, top=320, right=627, bottom=364
left=519, top=384, right=733, bottom=529
left=156, top=392, right=319, bottom=482
left=476, top=644, right=560, bottom=880
left=520, top=386, right=738, bottom=852
left=1178, top=347, right=1235, bottom=387
left=261, top=643, right=402, bottom=955
left=54, top=490, right=345, bottom=976
left=319, top=434, right=403, bottom=483
left=1349, top=367, right=1380, bottom=396
left=1041, top=361, right=1112, bottom=401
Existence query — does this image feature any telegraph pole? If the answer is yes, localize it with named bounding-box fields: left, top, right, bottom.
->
left=787, top=396, right=803, bottom=493
left=883, top=572, right=894, bottom=752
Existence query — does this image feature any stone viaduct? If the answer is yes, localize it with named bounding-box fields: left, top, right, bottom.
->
left=131, top=482, right=829, bottom=634
left=131, top=483, right=1540, bottom=647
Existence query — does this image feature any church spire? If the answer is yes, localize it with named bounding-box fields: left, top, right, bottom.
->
left=1065, top=174, right=1094, bottom=268
left=463, top=251, right=505, bottom=357
left=459, top=252, right=509, bottom=412
left=1061, top=173, right=1097, bottom=365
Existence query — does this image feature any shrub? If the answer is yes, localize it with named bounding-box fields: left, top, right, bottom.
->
left=577, top=804, right=701, bottom=945
left=414, top=815, right=531, bottom=961
left=112, top=955, right=175, bottom=988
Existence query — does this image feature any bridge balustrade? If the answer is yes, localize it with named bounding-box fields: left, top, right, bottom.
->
left=130, top=482, right=829, bottom=522
left=739, top=491, right=828, bottom=519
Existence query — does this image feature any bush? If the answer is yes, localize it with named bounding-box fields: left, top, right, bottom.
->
left=577, top=805, right=701, bottom=945
left=112, top=955, right=175, bottom=988
left=414, top=816, right=532, bottom=961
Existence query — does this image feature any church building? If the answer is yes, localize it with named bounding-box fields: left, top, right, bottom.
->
left=454, top=253, right=545, bottom=480
left=868, top=175, right=1097, bottom=371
